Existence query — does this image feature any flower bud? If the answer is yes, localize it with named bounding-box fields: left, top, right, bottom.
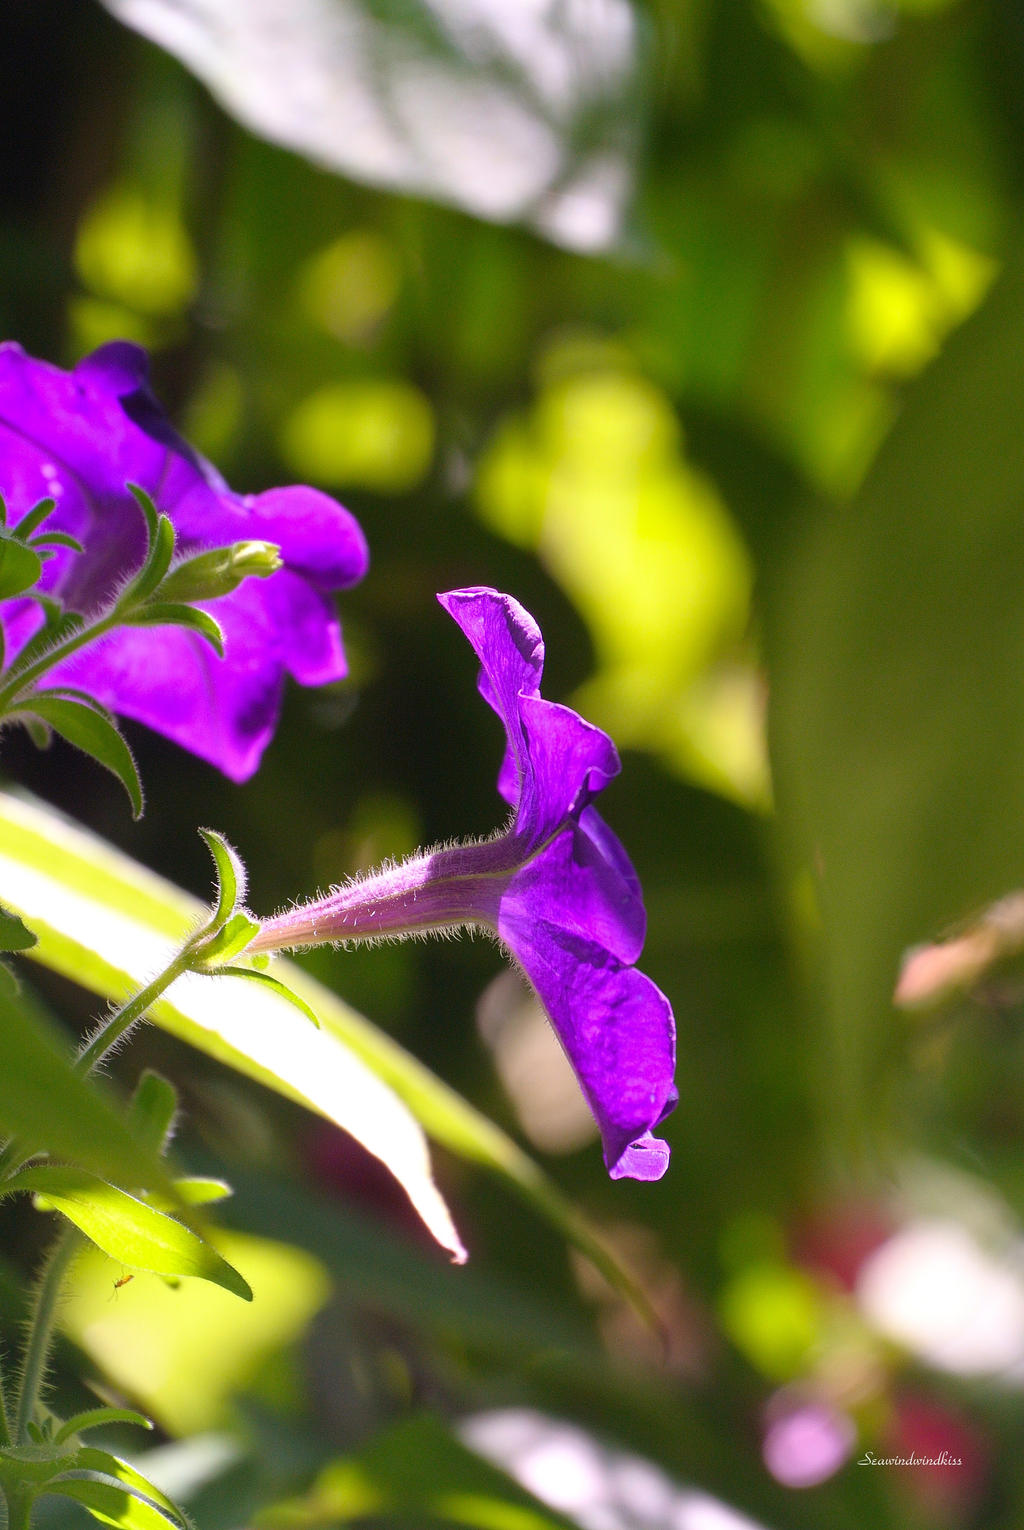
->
left=156, top=540, right=282, bottom=603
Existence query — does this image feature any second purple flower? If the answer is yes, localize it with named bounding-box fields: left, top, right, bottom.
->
left=252, top=587, right=677, bottom=1182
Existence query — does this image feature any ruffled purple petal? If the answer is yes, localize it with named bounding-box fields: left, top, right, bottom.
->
left=497, top=902, right=676, bottom=1182
left=506, top=821, right=645, bottom=965
left=515, top=694, right=620, bottom=847
left=0, top=341, right=368, bottom=777
left=438, top=587, right=543, bottom=810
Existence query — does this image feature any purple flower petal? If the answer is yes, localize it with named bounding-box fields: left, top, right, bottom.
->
left=0, top=341, right=368, bottom=778
left=497, top=905, right=676, bottom=1180
left=442, top=585, right=676, bottom=1181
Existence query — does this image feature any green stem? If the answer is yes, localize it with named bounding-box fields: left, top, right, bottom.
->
left=0, top=608, right=121, bottom=716
left=15, top=1226, right=78, bottom=1444
left=0, top=929, right=206, bottom=1189
left=0, top=1346, right=12, bottom=1448
left=75, top=941, right=199, bottom=1079
left=3, top=1485, right=35, bottom=1530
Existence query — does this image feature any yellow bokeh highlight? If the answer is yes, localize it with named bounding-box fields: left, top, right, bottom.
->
left=718, top=1260, right=825, bottom=1380
left=60, top=1231, right=331, bottom=1435
left=476, top=359, right=768, bottom=806
left=298, top=230, right=401, bottom=343
left=74, top=183, right=197, bottom=317
left=846, top=230, right=995, bottom=377
left=280, top=379, right=435, bottom=492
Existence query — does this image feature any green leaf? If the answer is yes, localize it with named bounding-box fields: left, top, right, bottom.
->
left=0, top=981, right=174, bottom=1197
left=0, top=905, right=37, bottom=952
left=212, top=965, right=321, bottom=1027
left=122, top=485, right=175, bottom=603
left=6, top=1165, right=252, bottom=1300
left=69, top=1446, right=189, bottom=1526
left=11, top=497, right=56, bottom=540
left=22, top=696, right=143, bottom=819
left=196, top=912, right=260, bottom=965
left=770, top=252, right=1024, bottom=1145
left=0, top=534, right=43, bottom=598
left=197, top=828, right=246, bottom=924
left=54, top=1411, right=154, bottom=1446
left=127, top=1070, right=178, bottom=1155
left=30, top=529, right=83, bottom=553
left=43, top=1476, right=185, bottom=1528
left=127, top=602, right=224, bottom=655
left=126, top=482, right=159, bottom=546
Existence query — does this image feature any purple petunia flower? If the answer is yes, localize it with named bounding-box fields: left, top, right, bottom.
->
left=0, top=341, right=368, bottom=780
left=251, top=586, right=677, bottom=1182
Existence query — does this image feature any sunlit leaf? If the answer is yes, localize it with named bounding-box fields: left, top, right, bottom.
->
left=22, top=696, right=143, bottom=820
left=0, top=981, right=173, bottom=1196
left=68, top=1446, right=188, bottom=1526
left=43, top=1476, right=183, bottom=1528
left=6, top=1164, right=252, bottom=1299
left=0, top=788, right=465, bottom=1263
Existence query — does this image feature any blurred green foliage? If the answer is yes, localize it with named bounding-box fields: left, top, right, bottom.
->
left=6, top=0, right=1024, bottom=1525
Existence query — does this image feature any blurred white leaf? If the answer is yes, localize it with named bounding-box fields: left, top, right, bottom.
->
left=99, top=0, right=641, bottom=251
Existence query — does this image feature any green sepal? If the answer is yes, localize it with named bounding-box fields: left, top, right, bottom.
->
left=197, top=911, right=259, bottom=965
left=120, top=485, right=176, bottom=605
left=211, top=965, right=321, bottom=1028
left=22, top=695, right=143, bottom=819
left=53, top=1410, right=154, bottom=1446
left=32, top=530, right=84, bottom=553
left=11, top=498, right=57, bottom=541
left=127, top=603, right=224, bottom=656
left=198, top=827, right=247, bottom=922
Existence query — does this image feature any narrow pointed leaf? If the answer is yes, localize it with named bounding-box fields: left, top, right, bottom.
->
left=197, top=828, right=246, bottom=924
left=44, top=1476, right=183, bottom=1528
left=70, top=1447, right=188, bottom=1525
left=54, top=1411, right=154, bottom=1446
left=23, top=696, right=143, bottom=819
left=11, top=497, right=56, bottom=540
left=212, top=965, right=320, bottom=1027
left=6, top=1165, right=252, bottom=1299
left=127, top=603, right=224, bottom=655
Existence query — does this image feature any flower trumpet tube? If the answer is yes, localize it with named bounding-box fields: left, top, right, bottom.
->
left=252, top=587, right=677, bottom=1183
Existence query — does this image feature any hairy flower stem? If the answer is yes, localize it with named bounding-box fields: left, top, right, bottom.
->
left=15, top=1224, right=78, bottom=1444
left=0, top=933, right=206, bottom=1189
left=75, top=942, right=199, bottom=1078
left=0, top=606, right=122, bottom=717
left=3, top=1485, right=34, bottom=1530
left=0, top=1350, right=11, bottom=1448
